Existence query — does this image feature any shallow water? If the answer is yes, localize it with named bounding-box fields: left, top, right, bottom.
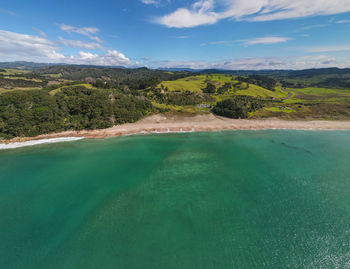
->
left=1, top=130, right=350, bottom=269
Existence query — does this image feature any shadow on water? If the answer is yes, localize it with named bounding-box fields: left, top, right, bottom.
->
left=269, top=139, right=313, bottom=154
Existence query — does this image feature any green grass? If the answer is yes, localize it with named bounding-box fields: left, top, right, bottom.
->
left=158, top=74, right=239, bottom=93
left=290, top=87, right=350, bottom=95
left=3, top=76, right=43, bottom=82
left=284, top=87, right=350, bottom=104
left=43, top=73, right=63, bottom=78
left=158, top=74, right=288, bottom=101
left=236, top=84, right=288, bottom=99
left=152, top=102, right=198, bottom=113
left=208, top=74, right=236, bottom=84
left=158, top=75, right=207, bottom=93
left=264, top=107, right=297, bottom=113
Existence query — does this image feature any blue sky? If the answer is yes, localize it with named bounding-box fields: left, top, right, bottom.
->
left=1, top=0, right=350, bottom=69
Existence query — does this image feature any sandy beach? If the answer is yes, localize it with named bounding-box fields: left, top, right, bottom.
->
left=1, top=113, right=350, bottom=147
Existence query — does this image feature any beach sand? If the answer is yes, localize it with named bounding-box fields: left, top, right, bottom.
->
left=2, top=113, right=350, bottom=146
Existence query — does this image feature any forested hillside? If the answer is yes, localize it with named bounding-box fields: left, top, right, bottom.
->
left=0, top=87, right=152, bottom=139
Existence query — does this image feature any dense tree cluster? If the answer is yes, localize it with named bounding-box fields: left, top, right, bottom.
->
left=202, top=82, right=216, bottom=93
left=317, top=78, right=350, bottom=88
left=217, top=82, right=233, bottom=94
left=213, top=96, right=265, bottom=119
left=0, top=87, right=152, bottom=139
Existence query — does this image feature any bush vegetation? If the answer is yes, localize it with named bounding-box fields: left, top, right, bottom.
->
left=0, top=86, right=152, bottom=139
left=213, top=96, right=265, bottom=119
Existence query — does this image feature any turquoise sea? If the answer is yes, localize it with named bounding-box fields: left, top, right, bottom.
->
left=1, top=130, right=350, bottom=269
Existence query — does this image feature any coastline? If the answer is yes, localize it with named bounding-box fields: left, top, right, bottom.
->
left=0, top=137, right=85, bottom=150
left=1, top=114, right=350, bottom=149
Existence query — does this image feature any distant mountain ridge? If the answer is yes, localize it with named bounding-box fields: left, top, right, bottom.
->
left=1, top=61, right=349, bottom=75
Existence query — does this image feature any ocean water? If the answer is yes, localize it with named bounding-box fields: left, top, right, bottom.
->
left=1, top=131, right=350, bottom=269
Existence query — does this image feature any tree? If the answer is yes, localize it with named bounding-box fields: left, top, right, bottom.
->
left=213, top=96, right=264, bottom=119
left=203, top=82, right=216, bottom=93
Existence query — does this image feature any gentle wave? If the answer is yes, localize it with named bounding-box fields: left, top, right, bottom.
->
left=0, top=137, right=84, bottom=150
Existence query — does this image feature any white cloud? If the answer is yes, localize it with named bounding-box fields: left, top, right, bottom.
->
left=141, top=0, right=171, bottom=6
left=156, top=0, right=218, bottom=28
left=59, top=23, right=102, bottom=43
left=335, top=19, right=350, bottom=23
left=0, top=8, right=17, bottom=16
left=32, top=27, right=47, bottom=37
left=156, top=0, right=350, bottom=28
left=59, top=37, right=104, bottom=50
left=244, top=36, right=291, bottom=45
left=202, top=36, right=291, bottom=46
left=76, top=50, right=131, bottom=66
left=299, top=24, right=328, bottom=31
left=0, top=30, right=131, bottom=66
left=305, top=45, right=350, bottom=53
left=141, top=0, right=160, bottom=5
left=0, top=30, right=64, bottom=62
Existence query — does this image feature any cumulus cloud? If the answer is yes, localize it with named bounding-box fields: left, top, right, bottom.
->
left=156, top=0, right=350, bottom=28
left=76, top=50, right=131, bottom=65
left=59, top=37, right=104, bottom=50
left=156, top=0, right=218, bottom=28
left=0, top=30, right=131, bottom=66
left=59, top=23, right=102, bottom=42
left=0, top=30, right=65, bottom=62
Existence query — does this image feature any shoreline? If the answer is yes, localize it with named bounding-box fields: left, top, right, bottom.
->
left=1, top=114, right=350, bottom=149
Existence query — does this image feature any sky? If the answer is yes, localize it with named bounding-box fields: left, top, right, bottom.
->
left=1, top=0, right=350, bottom=70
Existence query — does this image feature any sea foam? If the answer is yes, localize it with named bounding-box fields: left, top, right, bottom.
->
left=0, top=137, right=84, bottom=150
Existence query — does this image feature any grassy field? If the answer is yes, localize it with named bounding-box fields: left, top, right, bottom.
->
left=264, top=107, right=297, bottom=113
left=158, top=74, right=239, bottom=92
left=42, top=73, right=63, bottom=78
left=152, top=102, right=199, bottom=113
left=3, top=76, right=43, bottom=82
left=158, top=75, right=207, bottom=93
left=236, top=84, right=288, bottom=99
left=284, top=87, right=350, bottom=104
left=159, top=74, right=289, bottom=99
left=157, top=75, right=350, bottom=119
left=250, top=87, right=350, bottom=119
